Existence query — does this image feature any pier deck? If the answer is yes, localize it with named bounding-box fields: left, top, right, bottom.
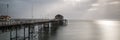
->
left=0, top=19, right=60, bottom=27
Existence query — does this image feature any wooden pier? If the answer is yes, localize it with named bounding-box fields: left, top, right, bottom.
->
left=0, top=19, right=67, bottom=40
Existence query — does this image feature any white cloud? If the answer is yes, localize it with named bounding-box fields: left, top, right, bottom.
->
left=91, top=3, right=99, bottom=7
left=108, top=1, right=120, bottom=5
left=88, top=7, right=97, bottom=11
left=63, top=0, right=90, bottom=2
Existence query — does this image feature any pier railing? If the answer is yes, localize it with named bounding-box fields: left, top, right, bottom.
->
left=0, top=19, right=67, bottom=40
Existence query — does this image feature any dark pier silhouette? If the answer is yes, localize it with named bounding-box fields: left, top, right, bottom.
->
left=0, top=19, right=67, bottom=40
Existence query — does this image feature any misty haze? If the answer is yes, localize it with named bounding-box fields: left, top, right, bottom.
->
left=0, top=0, right=120, bottom=20
left=0, top=0, right=120, bottom=40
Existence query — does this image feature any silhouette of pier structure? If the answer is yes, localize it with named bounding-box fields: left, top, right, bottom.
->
left=0, top=19, right=67, bottom=40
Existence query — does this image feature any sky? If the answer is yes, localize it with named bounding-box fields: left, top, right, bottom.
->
left=0, top=0, right=120, bottom=20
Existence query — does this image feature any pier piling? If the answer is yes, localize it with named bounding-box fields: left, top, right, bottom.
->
left=0, top=19, right=67, bottom=40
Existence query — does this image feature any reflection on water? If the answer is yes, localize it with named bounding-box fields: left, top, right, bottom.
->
left=49, top=20, right=120, bottom=40
left=0, top=20, right=120, bottom=40
left=94, top=20, right=120, bottom=40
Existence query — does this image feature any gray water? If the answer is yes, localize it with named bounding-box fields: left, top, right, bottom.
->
left=49, top=20, right=120, bottom=40
left=0, top=20, right=120, bottom=40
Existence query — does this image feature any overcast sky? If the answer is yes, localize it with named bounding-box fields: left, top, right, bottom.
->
left=0, top=0, right=120, bottom=20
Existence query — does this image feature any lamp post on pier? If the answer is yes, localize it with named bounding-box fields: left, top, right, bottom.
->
left=31, top=3, right=34, bottom=19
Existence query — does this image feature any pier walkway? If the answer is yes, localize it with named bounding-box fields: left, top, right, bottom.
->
left=0, top=19, right=67, bottom=40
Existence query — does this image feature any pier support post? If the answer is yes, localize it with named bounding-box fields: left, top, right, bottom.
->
left=27, top=25, right=35, bottom=40
left=15, top=27, right=18, bottom=40
left=39, top=24, right=44, bottom=40
left=28, top=25, right=31, bottom=40
left=23, top=25, right=26, bottom=40
left=48, top=22, right=52, bottom=34
left=10, top=27, right=12, bottom=40
left=31, top=25, right=35, bottom=40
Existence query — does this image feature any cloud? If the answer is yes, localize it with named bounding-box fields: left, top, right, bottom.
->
left=91, top=3, right=99, bottom=7
left=108, top=1, right=120, bottom=5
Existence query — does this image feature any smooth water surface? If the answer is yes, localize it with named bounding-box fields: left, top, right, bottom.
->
left=49, top=20, right=120, bottom=40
